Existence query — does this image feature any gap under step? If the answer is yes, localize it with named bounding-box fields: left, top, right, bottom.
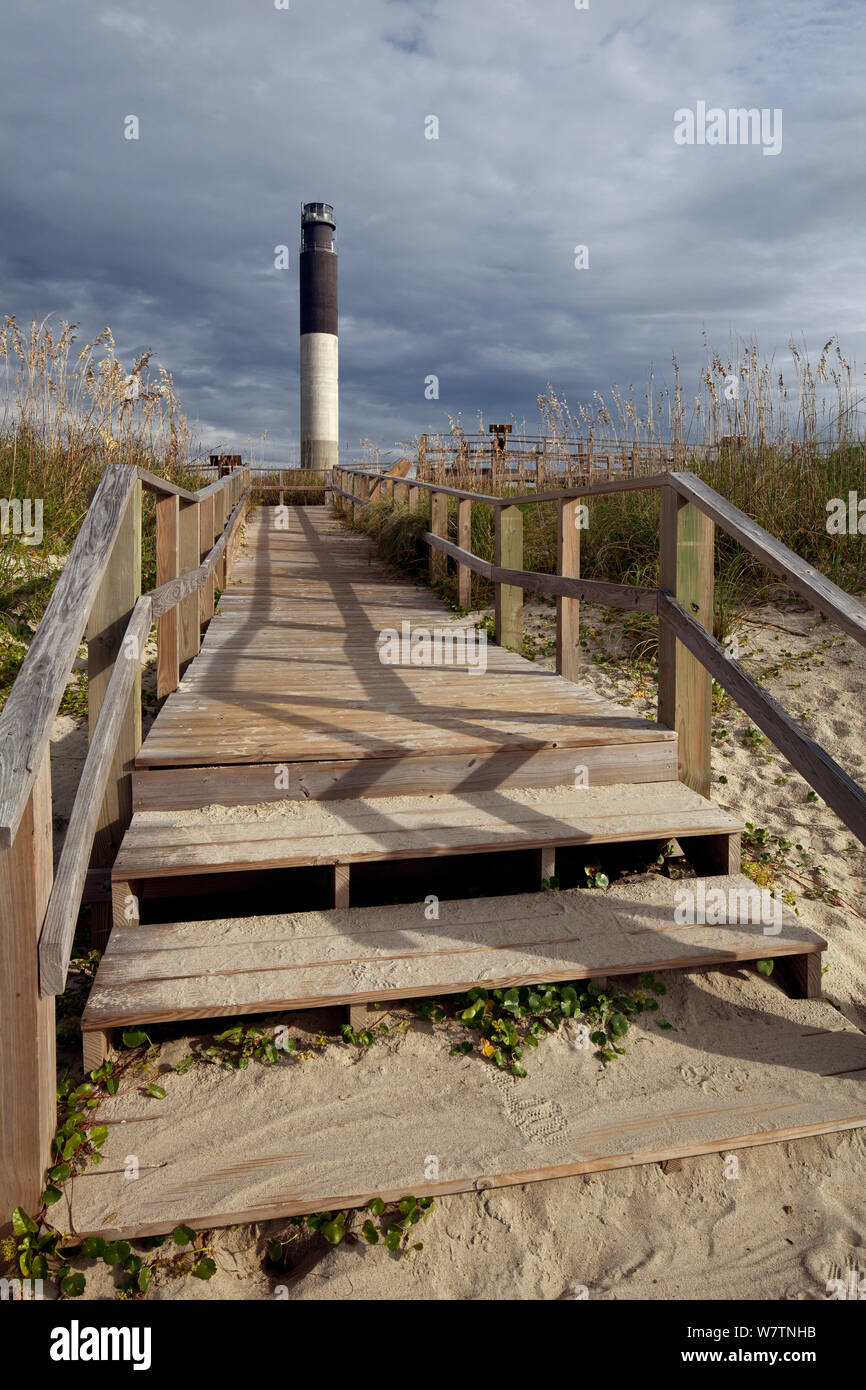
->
left=82, top=875, right=823, bottom=1049
left=112, top=781, right=742, bottom=885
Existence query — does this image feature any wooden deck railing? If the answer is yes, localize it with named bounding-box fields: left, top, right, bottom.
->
left=0, top=462, right=251, bottom=1217
left=333, top=466, right=866, bottom=847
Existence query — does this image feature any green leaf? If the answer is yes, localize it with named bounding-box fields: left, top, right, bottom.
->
left=173, top=1223, right=196, bottom=1246
left=321, top=1214, right=346, bottom=1245
left=368, top=1197, right=385, bottom=1216
left=138, top=1265, right=153, bottom=1293
left=144, top=1084, right=166, bottom=1099
left=82, top=1236, right=106, bottom=1259
left=398, top=1197, right=417, bottom=1216
left=31, top=1254, right=49, bottom=1279
left=193, top=1255, right=217, bottom=1279
left=105, top=1077, right=120, bottom=1095
left=361, top=1220, right=379, bottom=1244
left=89, top=1125, right=108, bottom=1147
left=121, top=1029, right=149, bottom=1049
left=49, top=1162, right=71, bottom=1183
left=175, top=1056, right=195, bottom=1074
left=62, top=1132, right=83, bottom=1161
left=756, top=958, right=774, bottom=978
left=12, top=1207, right=38, bottom=1237
left=61, top=1271, right=86, bottom=1298
left=384, top=1226, right=403, bottom=1252
left=609, top=1013, right=630, bottom=1038
left=124, top=1254, right=143, bottom=1274
left=42, top=1184, right=63, bottom=1206
left=103, top=1241, right=130, bottom=1266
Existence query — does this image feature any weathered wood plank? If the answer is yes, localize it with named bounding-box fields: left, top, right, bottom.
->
left=40, top=597, right=153, bottom=995
left=430, top=490, right=448, bottom=585
left=0, top=465, right=139, bottom=847
left=457, top=498, right=472, bottom=609
left=156, top=493, right=180, bottom=699
left=81, top=874, right=821, bottom=1028
left=556, top=496, right=582, bottom=681
left=657, top=592, right=866, bottom=844
left=495, top=504, right=523, bottom=651
left=177, top=500, right=200, bottom=674
left=658, top=486, right=714, bottom=796
left=0, top=754, right=55, bottom=1218
left=88, top=478, right=142, bottom=917
left=671, top=471, right=866, bottom=647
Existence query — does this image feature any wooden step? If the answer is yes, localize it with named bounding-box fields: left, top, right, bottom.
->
left=112, top=782, right=741, bottom=890
left=133, top=740, right=679, bottom=812
left=67, top=964, right=861, bottom=1243
left=82, top=875, right=821, bottom=1065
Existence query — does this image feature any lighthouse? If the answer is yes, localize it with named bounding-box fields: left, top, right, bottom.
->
left=299, top=201, right=338, bottom=472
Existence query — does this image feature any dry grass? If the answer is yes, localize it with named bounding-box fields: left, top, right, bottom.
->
left=0, top=316, right=209, bottom=705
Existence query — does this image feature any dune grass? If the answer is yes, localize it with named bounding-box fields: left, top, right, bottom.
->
left=0, top=317, right=209, bottom=706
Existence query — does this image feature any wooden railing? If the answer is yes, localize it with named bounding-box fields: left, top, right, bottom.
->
left=0, top=461, right=251, bottom=1218
left=333, top=466, right=866, bottom=847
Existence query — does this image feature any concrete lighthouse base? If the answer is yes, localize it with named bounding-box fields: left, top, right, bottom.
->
left=300, top=332, right=339, bottom=472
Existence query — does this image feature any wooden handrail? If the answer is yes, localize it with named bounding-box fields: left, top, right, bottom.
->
left=39, top=596, right=154, bottom=994
left=669, top=472, right=866, bottom=648
left=0, top=465, right=140, bottom=848
left=658, top=591, right=866, bottom=843
left=337, top=465, right=866, bottom=843
left=149, top=495, right=247, bottom=617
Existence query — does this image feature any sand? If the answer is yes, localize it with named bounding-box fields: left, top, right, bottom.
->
left=43, top=594, right=866, bottom=1301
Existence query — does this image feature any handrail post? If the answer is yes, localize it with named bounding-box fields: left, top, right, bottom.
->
left=430, top=490, right=448, bottom=585
left=214, top=485, right=228, bottom=592
left=87, top=474, right=142, bottom=947
left=199, top=494, right=215, bottom=626
left=408, top=483, right=418, bottom=513
left=556, top=496, right=581, bottom=681
left=156, top=491, right=180, bottom=699
left=658, top=483, right=714, bottom=795
left=457, top=497, right=472, bottom=609
left=394, top=479, right=409, bottom=509
left=495, top=503, right=523, bottom=651
left=177, top=497, right=201, bottom=674
left=0, top=752, right=54, bottom=1217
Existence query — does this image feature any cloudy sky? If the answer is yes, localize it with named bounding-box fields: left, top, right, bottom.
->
left=1, top=0, right=862, bottom=464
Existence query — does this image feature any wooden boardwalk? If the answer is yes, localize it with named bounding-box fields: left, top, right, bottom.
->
left=134, top=506, right=678, bottom=804
left=4, top=461, right=864, bottom=1241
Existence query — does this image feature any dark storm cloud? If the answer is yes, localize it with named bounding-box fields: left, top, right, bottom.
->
left=0, top=0, right=862, bottom=460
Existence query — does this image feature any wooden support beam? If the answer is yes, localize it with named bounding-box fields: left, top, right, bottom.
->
left=430, top=491, right=448, bottom=585
left=457, top=498, right=472, bottom=609
left=407, top=484, right=418, bottom=513
left=334, top=864, right=350, bottom=909
left=0, top=754, right=55, bottom=1218
left=177, top=500, right=200, bottom=675
left=88, top=478, right=142, bottom=948
left=495, top=504, right=523, bottom=652
left=556, top=496, right=582, bottom=682
left=156, top=493, right=179, bottom=699
left=198, top=495, right=215, bottom=627
left=658, top=485, right=714, bottom=797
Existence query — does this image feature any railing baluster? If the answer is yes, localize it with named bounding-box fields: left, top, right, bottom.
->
left=457, top=497, right=472, bottom=609
left=430, top=490, right=448, bottom=585
left=156, top=492, right=180, bottom=699
left=658, top=483, right=714, bottom=795
left=556, top=496, right=581, bottom=682
left=495, top=503, right=523, bottom=652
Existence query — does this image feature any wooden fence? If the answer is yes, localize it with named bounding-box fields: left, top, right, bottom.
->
left=0, top=462, right=251, bottom=1217
left=333, top=465, right=866, bottom=841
